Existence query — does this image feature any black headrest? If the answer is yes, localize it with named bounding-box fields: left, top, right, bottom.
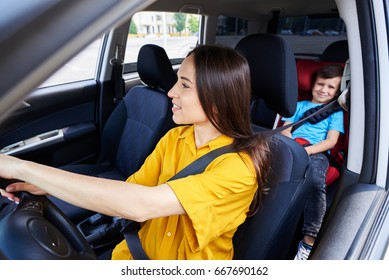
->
left=320, top=40, right=349, bottom=62
left=235, top=34, right=297, bottom=118
left=137, top=44, right=178, bottom=92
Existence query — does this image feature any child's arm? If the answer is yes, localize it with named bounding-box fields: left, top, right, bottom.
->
left=305, top=130, right=340, bottom=156
left=280, top=121, right=293, bottom=138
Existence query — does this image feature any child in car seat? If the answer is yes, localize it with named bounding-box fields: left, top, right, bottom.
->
left=281, top=64, right=344, bottom=260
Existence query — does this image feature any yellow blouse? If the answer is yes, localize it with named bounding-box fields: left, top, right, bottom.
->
left=111, top=125, right=257, bottom=260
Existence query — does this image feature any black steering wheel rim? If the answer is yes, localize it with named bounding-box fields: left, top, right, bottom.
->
left=0, top=191, right=96, bottom=260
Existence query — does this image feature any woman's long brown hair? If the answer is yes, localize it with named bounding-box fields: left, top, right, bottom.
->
left=188, top=45, right=271, bottom=216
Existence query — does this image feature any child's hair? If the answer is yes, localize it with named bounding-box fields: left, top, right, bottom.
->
left=312, top=64, right=344, bottom=87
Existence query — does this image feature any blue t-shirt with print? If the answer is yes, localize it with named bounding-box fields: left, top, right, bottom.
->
left=282, top=100, right=344, bottom=145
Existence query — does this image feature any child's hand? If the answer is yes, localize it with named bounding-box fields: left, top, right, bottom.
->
left=304, top=146, right=313, bottom=156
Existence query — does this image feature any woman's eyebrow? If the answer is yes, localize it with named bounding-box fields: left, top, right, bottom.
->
left=180, top=76, right=193, bottom=84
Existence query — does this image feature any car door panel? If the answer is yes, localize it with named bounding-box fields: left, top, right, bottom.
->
left=0, top=80, right=99, bottom=167
left=312, top=182, right=385, bottom=260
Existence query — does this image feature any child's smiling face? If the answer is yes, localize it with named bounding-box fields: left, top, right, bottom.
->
left=311, top=76, right=341, bottom=104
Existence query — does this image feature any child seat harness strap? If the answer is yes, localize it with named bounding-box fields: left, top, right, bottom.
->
left=291, top=101, right=342, bottom=133
left=261, top=98, right=341, bottom=138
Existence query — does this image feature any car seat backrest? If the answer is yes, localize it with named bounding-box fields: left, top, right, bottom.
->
left=235, top=34, right=298, bottom=130
left=101, top=44, right=177, bottom=177
left=232, top=34, right=313, bottom=259
left=320, top=40, right=349, bottom=63
left=233, top=133, right=313, bottom=259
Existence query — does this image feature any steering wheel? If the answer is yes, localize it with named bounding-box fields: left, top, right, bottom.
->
left=0, top=181, right=96, bottom=260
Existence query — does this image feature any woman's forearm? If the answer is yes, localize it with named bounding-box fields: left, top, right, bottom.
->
left=11, top=159, right=183, bottom=222
left=16, top=160, right=142, bottom=219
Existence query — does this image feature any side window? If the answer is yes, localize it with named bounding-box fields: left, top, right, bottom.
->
left=215, top=15, right=248, bottom=48
left=39, top=37, right=103, bottom=88
left=277, top=16, right=347, bottom=58
left=124, top=11, right=200, bottom=73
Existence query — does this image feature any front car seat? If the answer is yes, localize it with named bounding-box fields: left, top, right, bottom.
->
left=235, top=33, right=298, bottom=130
left=51, top=44, right=177, bottom=223
left=233, top=34, right=314, bottom=259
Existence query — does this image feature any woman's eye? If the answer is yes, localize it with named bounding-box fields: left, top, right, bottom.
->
left=182, top=83, right=189, bottom=89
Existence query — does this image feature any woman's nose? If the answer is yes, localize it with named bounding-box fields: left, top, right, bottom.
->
left=167, top=83, right=178, bottom=98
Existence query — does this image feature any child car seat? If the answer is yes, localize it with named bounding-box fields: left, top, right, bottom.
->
left=294, top=58, right=349, bottom=186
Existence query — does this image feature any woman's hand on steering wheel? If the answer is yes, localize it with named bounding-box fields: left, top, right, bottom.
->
left=0, top=182, right=48, bottom=204
left=0, top=154, right=48, bottom=203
